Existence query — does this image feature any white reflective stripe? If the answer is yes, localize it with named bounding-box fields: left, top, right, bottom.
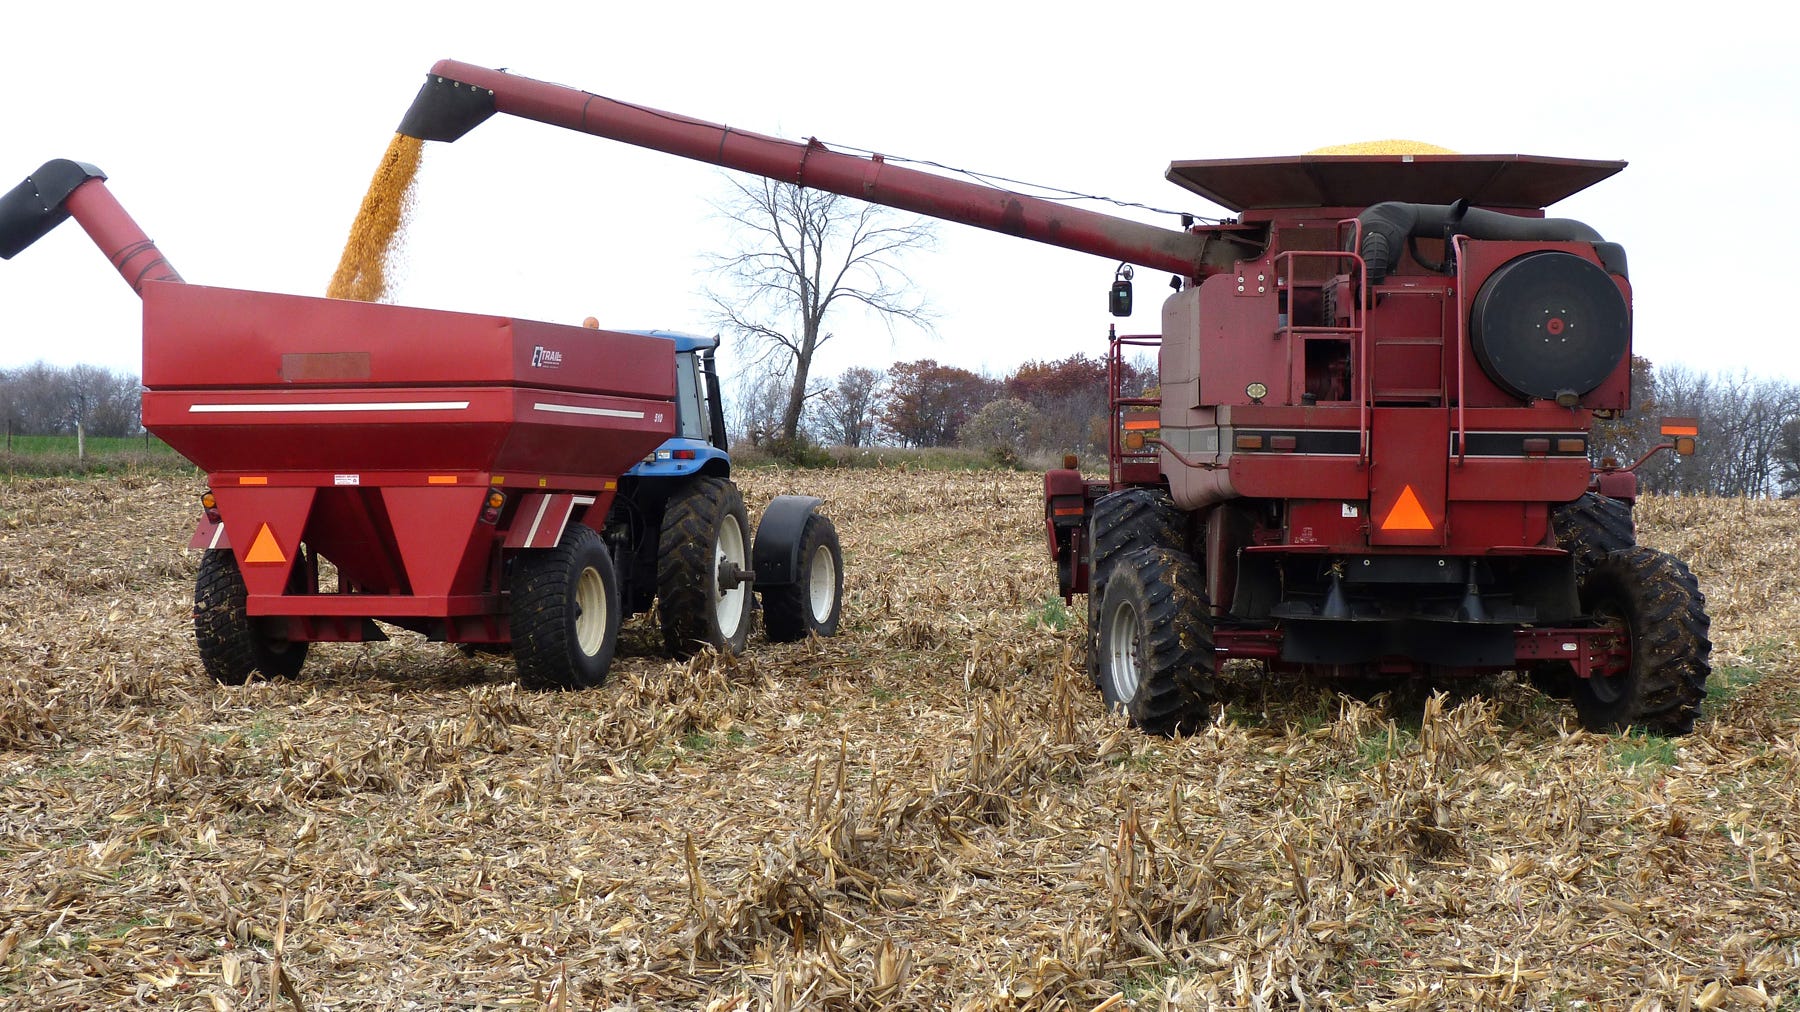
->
left=188, top=401, right=470, bottom=413
left=523, top=496, right=555, bottom=547
left=533, top=402, right=645, bottom=419
left=572, top=496, right=596, bottom=507
left=208, top=523, right=226, bottom=549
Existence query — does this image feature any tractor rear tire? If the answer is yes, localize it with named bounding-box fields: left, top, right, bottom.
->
left=1571, top=547, right=1712, bottom=735
left=658, top=477, right=754, bottom=658
left=1533, top=493, right=1639, bottom=698
left=510, top=523, right=619, bottom=690
left=1086, top=488, right=1185, bottom=687
left=1095, top=546, right=1216, bottom=736
left=762, top=513, right=844, bottom=643
left=194, top=549, right=309, bottom=684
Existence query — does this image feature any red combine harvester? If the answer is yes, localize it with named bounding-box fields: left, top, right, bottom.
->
left=0, top=159, right=844, bottom=689
left=387, top=60, right=1709, bottom=736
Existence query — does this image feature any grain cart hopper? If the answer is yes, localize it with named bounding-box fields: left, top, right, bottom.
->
left=0, top=159, right=843, bottom=689
left=392, top=60, right=1709, bottom=736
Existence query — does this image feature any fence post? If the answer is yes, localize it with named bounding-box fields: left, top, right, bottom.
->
left=77, top=421, right=85, bottom=460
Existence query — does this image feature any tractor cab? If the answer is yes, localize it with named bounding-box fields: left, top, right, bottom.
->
left=622, top=330, right=731, bottom=479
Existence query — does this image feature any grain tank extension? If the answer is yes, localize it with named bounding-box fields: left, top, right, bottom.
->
left=394, top=61, right=1710, bottom=736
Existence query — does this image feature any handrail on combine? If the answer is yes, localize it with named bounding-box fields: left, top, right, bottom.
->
left=1107, top=329, right=1161, bottom=489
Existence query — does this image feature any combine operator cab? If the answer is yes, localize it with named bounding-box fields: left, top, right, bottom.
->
left=1046, top=153, right=1711, bottom=737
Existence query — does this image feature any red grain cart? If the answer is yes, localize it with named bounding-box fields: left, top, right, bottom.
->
left=0, top=160, right=843, bottom=688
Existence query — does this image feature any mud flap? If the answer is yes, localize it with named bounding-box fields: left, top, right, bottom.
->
left=751, top=495, right=824, bottom=586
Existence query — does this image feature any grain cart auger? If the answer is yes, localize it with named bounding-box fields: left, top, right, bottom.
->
left=395, top=61, right=1710, bottom=737
left=0, top=158, right=844, bottom=690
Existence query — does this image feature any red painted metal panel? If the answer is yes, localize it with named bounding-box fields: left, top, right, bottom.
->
left=503, top=493, right=576, bottom=550
left=188, top=514, right=228, bottom=551
left=1369, top=408, right=1448, bottom=547
left=382, top=486, right=495, bottom=599
left=1165, top=154, right=1625, bottom=213
left=142, top=284, right=675, bottom=399
left=210, top=486, right=317, bottom=600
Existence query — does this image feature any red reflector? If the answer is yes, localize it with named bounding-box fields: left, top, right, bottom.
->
left=1522, top=438, right=1550, bottom=454
left=673, top=449, right=697, bottom=460
left=1122, top=419, right=1159, bottom=431
left=1556, top=438, right=1587, bottom=454
left=1270, top=435, right=1297, bottom=451
left=1053, top=506, right=1084, bottom=517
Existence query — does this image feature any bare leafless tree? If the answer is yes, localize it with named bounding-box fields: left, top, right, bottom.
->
left=706, top=176, right=934, bottom=446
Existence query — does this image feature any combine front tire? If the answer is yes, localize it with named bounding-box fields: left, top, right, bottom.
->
left=1095, top=546, right=1216, bottom=736
left=1086, top=488, right=1185, bottom=686
left=193, top=549, right=309, bottom=684
left=762, top=513, right=843, bottom=642
left=510, top=523, right=620, bottom=690
left=1572, top=547, right=1711, bottom=735
left=658, top=477, right=754, bottom=658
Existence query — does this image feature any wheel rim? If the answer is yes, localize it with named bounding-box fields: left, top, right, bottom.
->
left=715, top=513, right=749, bottom=632
left=575, top=565, right=607, bottom=655
left=807, top=544, right=836, bottom=623
left=1105, top=599, right=1141, bottom=703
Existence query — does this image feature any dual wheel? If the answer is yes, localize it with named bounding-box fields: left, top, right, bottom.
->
left=1086, top=489, right=1216, bottom=736
left=511, top=478, right=843, bottom=690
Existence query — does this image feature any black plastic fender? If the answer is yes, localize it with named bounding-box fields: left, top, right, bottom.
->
left=751, top=495, right=825, bottom=586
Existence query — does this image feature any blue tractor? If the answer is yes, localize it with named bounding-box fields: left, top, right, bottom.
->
left=599, top=329, right=844, bottom=663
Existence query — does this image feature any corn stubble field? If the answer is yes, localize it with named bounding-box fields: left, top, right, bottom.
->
left=0, top=469, right=1796, bottom=1010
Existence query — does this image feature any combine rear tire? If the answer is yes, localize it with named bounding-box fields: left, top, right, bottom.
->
left=658, top=478, right=754, bottom=658
left=510, top=523, right=619, bottom=690
left=762, top=513, right=843, bottom=642
left=1533, top=493, right=1638, bottom=698
left=194, top=549, right=309, bottom=684
left=1086, top=488, right=1184, bottom=686
left=1572, top=547, right=1711, bottom=735
left=1095, top=546, right=1216, bottom=736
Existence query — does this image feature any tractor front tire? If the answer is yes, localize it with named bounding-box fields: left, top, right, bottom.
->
left=1086, top=488, right=1185, bottom=687
left=1095, top=546, right=1216, bottom=736
left=1572, top=547, right=1711, bottom=735
left=658, top=477, right=754, bottom=658
left=510, top=523, right=620, bottom=690
left=762, top=513, right=844, bottom=643
left=194, top=548, right=309, bottom=684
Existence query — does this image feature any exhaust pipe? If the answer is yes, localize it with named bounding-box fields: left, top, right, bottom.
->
left=0, top=159, right=182, bottom=295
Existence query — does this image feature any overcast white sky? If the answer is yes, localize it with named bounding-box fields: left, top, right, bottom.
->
left=3, top=1, right=1796, bottom=393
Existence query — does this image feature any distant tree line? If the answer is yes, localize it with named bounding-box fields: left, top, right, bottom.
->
left=733, top=352, right=1154, bottom=464
left=0, top=363, right=141, bottom=438
left=1593, top=356, right=1800, bottom=498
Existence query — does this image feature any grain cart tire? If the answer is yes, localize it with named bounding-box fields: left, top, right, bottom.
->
left=194, top=548, right=309, bottom=684
left=1572, top=547, right=1711, bottom=735
left=510, top=523, right=620, bottom=690
left=658, top=477, right=754, bottom=658
left=1095, top=546, right=1216, bottom=736
left=1534, top=493, right=1638, bottom=698
left=762, top=512, right=843, bottom=642
left=1086, top=488, right=1184, bottom=688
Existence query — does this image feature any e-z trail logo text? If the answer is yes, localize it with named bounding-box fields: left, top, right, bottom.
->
left=531, top=346, right=563, bottom=369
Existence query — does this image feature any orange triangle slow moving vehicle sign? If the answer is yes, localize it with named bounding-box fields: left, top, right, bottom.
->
left=245, top=523, right=288, bottom=564
left=1380, top=485, right=1435, bottom=532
